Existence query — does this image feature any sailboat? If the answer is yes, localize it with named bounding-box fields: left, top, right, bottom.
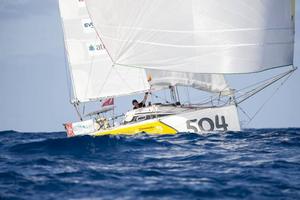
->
left=59, top=0, right=296, bottom=137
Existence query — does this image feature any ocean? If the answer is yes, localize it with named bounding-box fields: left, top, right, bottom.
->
left=0, top=129, right=300, bottom=200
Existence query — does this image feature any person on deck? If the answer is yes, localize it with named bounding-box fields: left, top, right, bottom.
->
left=132, top=92, right=149, bottom=109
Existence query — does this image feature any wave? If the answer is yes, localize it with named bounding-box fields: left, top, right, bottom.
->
left=3, top=128, right=299, bottom=157
left=1, top=128, right=300, bottom=199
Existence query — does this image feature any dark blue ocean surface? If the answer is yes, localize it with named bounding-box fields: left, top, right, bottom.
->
left=0, top=129, right=300, bottom=200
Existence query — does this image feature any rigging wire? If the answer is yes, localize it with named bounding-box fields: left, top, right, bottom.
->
left=237, top=105, right=252, bottom=122
left=148, top=69, right=295, bottom=112
left=73, top=103, right=83, bottom=121
left=235, top=69, right=293, bottom=94
left=63, top=48, right=73, bottom=103
left=234, top=69, right=295, bottom=104
left=245, top=72, right=294, bottom=126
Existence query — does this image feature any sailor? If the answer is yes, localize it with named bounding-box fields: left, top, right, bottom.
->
left=132, top=92, right=149, bottom=109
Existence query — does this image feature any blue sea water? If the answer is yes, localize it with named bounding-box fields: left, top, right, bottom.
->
left=0, top=129, right=300, bottom=200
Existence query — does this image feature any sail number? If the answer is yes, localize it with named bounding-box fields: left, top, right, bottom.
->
left=186, top=115, right=228, bottom=132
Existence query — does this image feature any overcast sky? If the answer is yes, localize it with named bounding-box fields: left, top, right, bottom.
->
left=0, top=0, right=299, bottom=132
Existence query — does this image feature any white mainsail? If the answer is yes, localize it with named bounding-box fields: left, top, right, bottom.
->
left=146, top=70, right=230, bottom=93
left=85, top=0, right=294, bottom=74
left=58, top=0, right=150, bottom=102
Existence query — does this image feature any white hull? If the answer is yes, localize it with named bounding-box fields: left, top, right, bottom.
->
left=65, top=104, right=240, bottom=137
left=161, top=105, right=240, bottom=133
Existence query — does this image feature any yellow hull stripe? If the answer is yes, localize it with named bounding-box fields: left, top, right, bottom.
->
left=93, top=120, right=177, bottom=136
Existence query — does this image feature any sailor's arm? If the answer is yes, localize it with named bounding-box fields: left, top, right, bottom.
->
left=141, top=92, right=149, bottom=104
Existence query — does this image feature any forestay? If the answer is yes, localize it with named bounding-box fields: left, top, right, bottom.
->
left=58, top=0, right=150, bottom=102
left=85, top=0, right=294, bottom=74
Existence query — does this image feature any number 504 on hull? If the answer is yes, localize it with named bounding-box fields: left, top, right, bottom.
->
left=160, top=105, right=241, bottom=133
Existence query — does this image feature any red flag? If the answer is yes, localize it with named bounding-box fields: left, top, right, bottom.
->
left=65, top=123, right=75, bottom=137
left=102, top=98, right=114, bottom=107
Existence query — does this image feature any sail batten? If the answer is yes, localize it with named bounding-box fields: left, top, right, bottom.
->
left=85, top=0, right=295, bottom=74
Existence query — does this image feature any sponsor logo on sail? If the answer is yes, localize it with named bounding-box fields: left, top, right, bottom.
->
left=81, top=19, right=94, bottom=33
left=87, top=43, right=106, bottom=56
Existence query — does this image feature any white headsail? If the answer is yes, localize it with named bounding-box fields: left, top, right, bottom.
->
left=58, top=0, right=150, bottom=103
left=85, top=0, right=294, bottom=74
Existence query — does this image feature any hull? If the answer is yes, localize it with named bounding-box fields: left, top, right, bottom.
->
left=160, top=104, right=240, bottom=133
left=66, top=105, right=240, bottom=137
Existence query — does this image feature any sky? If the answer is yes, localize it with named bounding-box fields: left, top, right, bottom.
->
left=0, top=0, right=299, bottom=132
